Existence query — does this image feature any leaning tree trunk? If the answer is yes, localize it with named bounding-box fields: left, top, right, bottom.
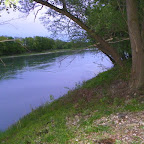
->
left=34, top=0, right=123, bottom=67
left=126, top=0, right=144, bottom=89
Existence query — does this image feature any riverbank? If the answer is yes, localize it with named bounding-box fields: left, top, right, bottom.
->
left=0, top=61, right=144, bottom=144
left=0, top=48, right=98, bottom=59
left=0, top=49, right=75, bottom=59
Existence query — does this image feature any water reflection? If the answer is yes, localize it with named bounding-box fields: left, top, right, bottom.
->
left=0, top=52, right=69, bottom=80
left=0, top=50, right=113, bottom=131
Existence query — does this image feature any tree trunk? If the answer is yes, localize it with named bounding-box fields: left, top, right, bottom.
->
left=126, top=0, right=144, bottom=89
left=34, top=0, right=123, bottom=67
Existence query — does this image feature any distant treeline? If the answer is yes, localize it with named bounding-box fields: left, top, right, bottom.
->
left=0, top=36, right=89, bottom=56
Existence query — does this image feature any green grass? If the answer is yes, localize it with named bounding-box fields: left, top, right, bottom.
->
left=0, top=99, right=75, bottom=143
left=84, top=125, right=110, bottom=133
left=0, top=60, right=143, bottom=144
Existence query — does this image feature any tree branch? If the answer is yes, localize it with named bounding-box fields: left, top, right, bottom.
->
left=33, top=0, right=111, bottom=54
left=34, top=5, right=43, bottom=21
left=61, top=0, right=67, bottom=11
left=109, top=38, right=129, bottom=44
left=33, top=0, right=123, bottom=66
left=0, top=39, right=16, bottom=42
left=0, top=58, right=6, bottom=67
left=0, top=39, right=31, bottom=52
left=89, top=38, right=129, bottom=47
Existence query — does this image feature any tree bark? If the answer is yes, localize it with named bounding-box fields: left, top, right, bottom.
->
left=33, top=0, right=123, bottom=66
left=126, top=0, right=144, bottom=89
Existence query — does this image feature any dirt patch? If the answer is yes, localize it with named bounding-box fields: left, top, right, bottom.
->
left=93, top=111, right=144, bottom=143
left=95, top=138, right=115, bottom=144
left=66, top=79, right=144, bottom=144
left=67, top=111, right=144, bottom=144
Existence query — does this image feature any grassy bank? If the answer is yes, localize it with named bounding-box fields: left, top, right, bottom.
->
left=0, top=61, right=144, bottom=144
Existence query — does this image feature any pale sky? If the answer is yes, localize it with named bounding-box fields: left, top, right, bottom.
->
left=0, top=7, right=68, bottom=40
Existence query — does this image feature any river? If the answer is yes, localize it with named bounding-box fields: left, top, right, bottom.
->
left=0, top=49, right=113, bottom=131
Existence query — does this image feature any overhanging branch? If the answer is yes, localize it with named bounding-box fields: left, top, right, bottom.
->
left=0, top=39, right=31, bottom=52
left=33, top=0, right=111, bottom=54
left=33, top=0, right=123, bottom=66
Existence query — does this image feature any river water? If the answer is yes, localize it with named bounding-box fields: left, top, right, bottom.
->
left=0, top=50, right=113, bottom=131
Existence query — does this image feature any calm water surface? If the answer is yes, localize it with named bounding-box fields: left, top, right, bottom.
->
left=0, top=50, right=113, bottom=131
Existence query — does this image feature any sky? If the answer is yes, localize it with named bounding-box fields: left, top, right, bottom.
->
left=0, top=7, right=68, bottom=40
